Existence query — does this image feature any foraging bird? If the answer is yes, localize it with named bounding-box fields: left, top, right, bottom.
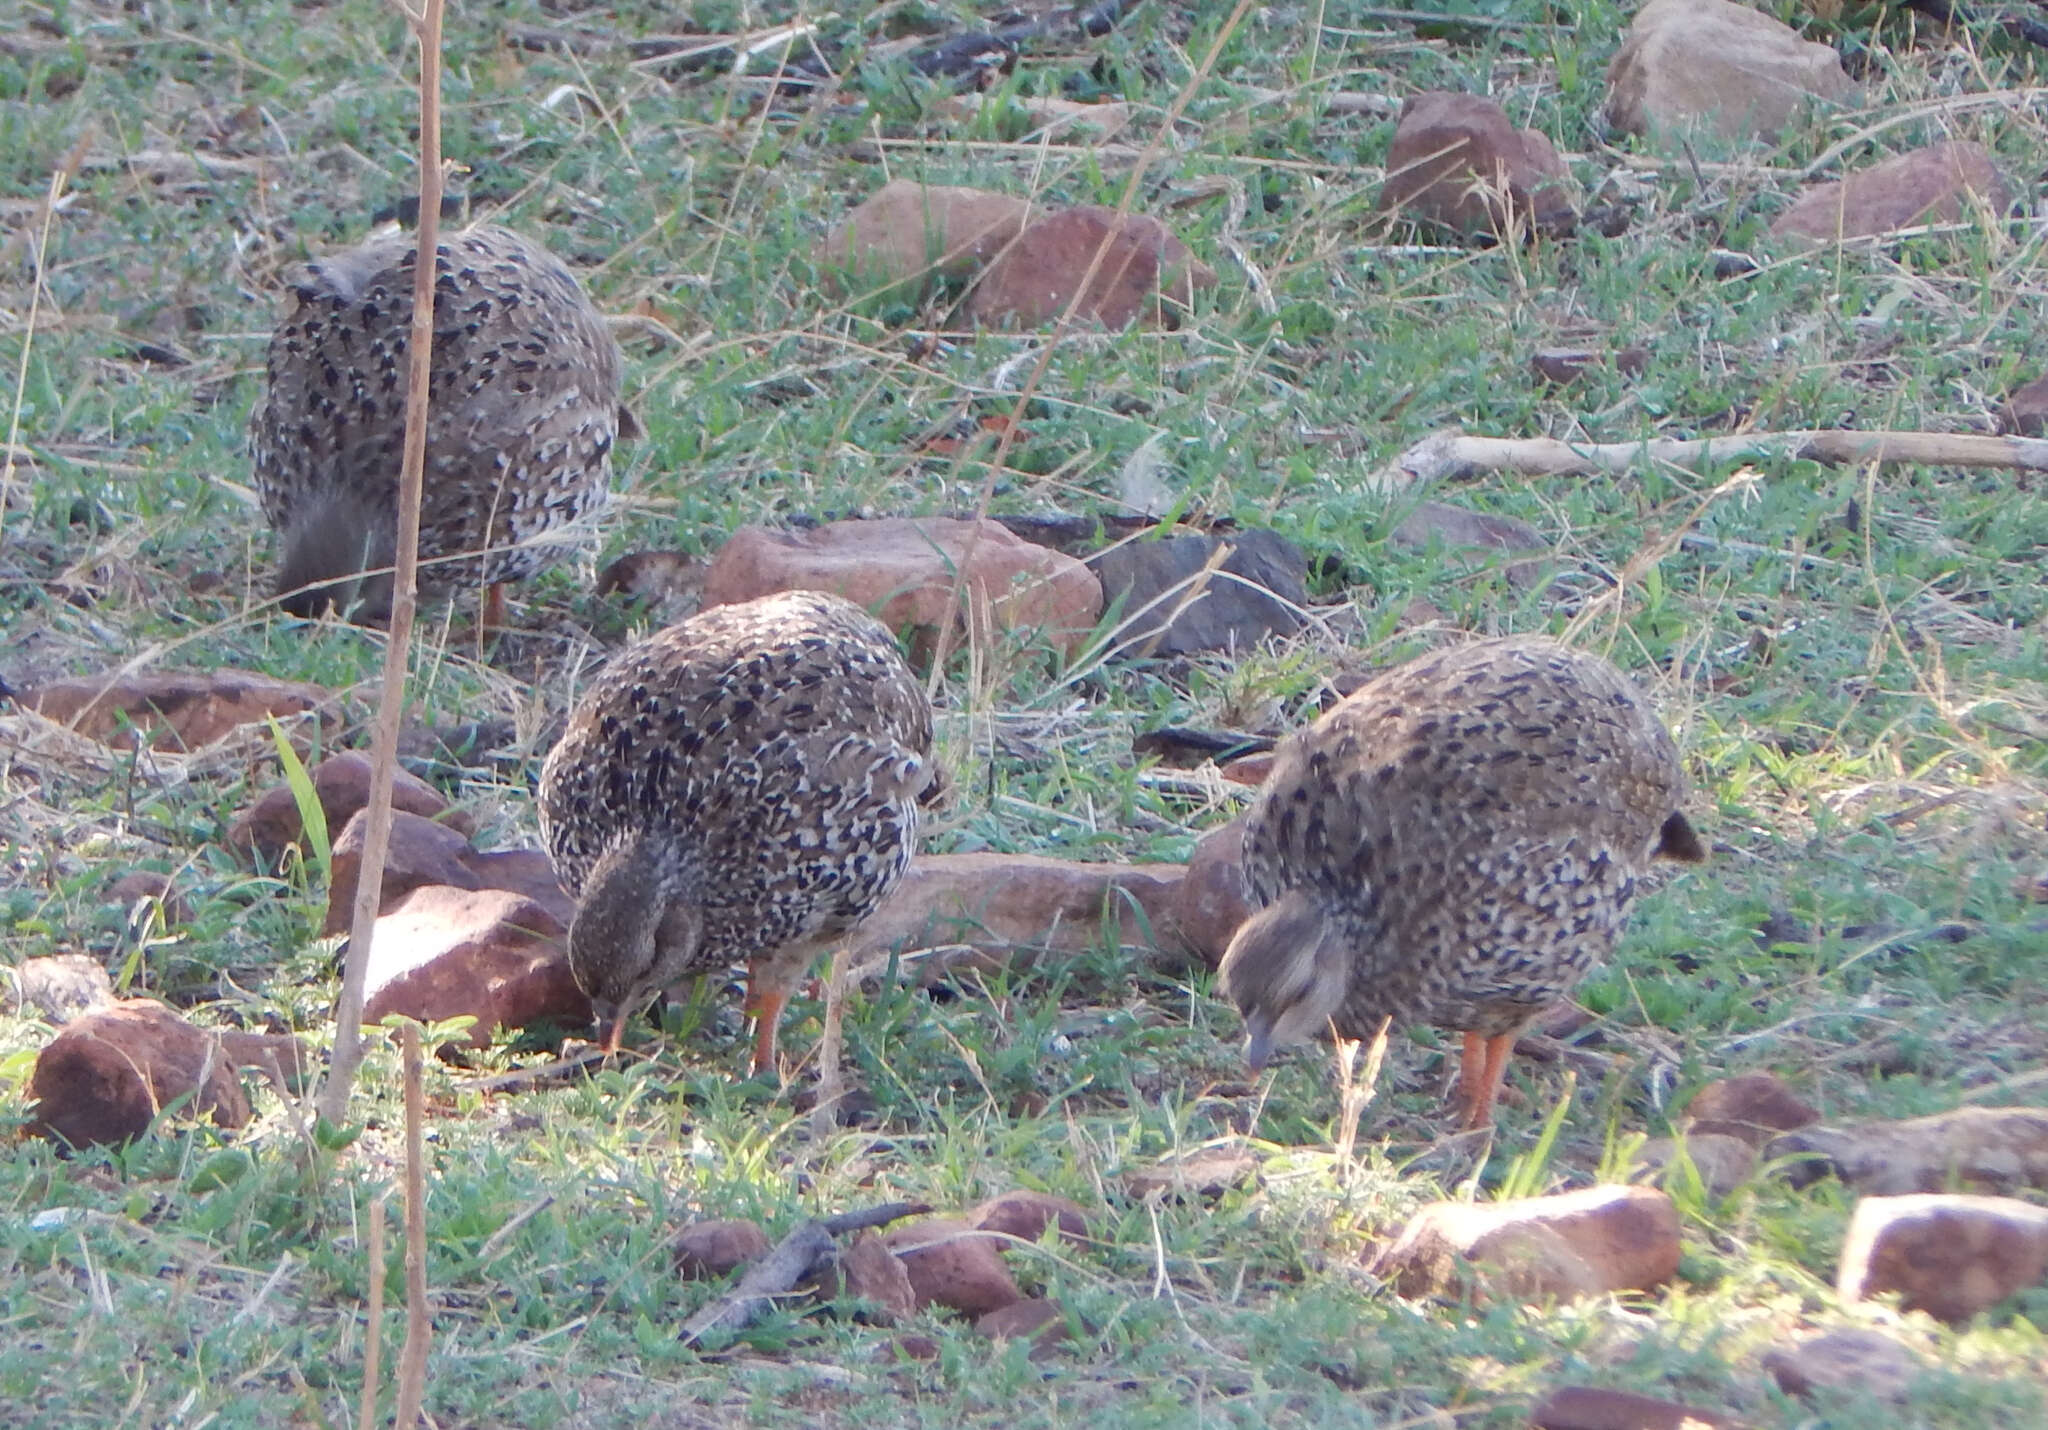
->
left=250, top=223, right=626, bottom=625
left=537, top=590, right=935, bottom=1071
left=1217, top=636, right=1704, bottom=1130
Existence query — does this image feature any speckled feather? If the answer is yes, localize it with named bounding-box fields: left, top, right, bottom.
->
left=250, top=224, right=623, bottom=614
left=1225, top=637, right=1698, bottom=1049
left=537, top=590, right=934, bottom=1004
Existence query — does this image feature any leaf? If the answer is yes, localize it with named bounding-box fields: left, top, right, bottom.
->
left=267, top=715, right=330, bottom=886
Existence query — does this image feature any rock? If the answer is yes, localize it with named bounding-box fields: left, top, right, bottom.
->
left=19, top=669, right=334, bottom=752
left=1771, top=142, right=2012, bottom=246
left=947, top=93, right=1133, bottom=142
left=1837, top=1193, right=2048, bottom=1324
left=226, top=750, right=471, bottom=868
left=1219, top=751, right=1275, bottom=786
left=1379, top=92, right=1574, bottom=238
left=1172, top=817, right=1253, bottom=970
left=323, top=809, right=478, bottom=936
left=1121, top=1146, right=1259, bottom=1201
left=881, top=1218, right=1023, bottom=1317
left=1631, top=1133, right=1757, bottom=1200
left=219, top=1029, right=315, bottom=1093
left=1679, top=1072, right=1819, bottom=1148
left=359, top=885, right=588, bottom=1048
left=103, top=870, right=191, bottom=929
left=883, top=1334, right=942, bottom=1362
left=834, top=1230, right=918, bottom=1323
left=850, top=852, right=1187, bottom=970
left=1370, top=1185, right=1680, bottom=1303
left=1998, top=377, right=2048, bottom=438
left=1531, top=346, right=1650, bottom=386
left=1090, top=530, right=1308, bottom=658
left=674, top=1219, right=772, bottom=1280
left=26, top=999, right=252, bottom=1148
left=1388, top=500, right=1552, bottom=591
left=964, top=205, right=1216, bottom=330
left=703, top=518, right=1103, bottom=659
left=968, top=1189, right=1093, bottom=1246
left=1605, top=0, right=1857, bottom=145
left=593, top=549, right=698, bottom=607
left=1529, top=1386, right=1744, bottom=1430
left=1762, top=1327, right=1924, bottom=1402
left=974, top=1297, right=1070, bottom=1356
left=458, top=848, right=579, bottom=928
left=818, top=181, right=1040, bottom=301
left=4, top=954, right=116, bottom=1025
left=1767, top=1105, right=2048, bottom=1195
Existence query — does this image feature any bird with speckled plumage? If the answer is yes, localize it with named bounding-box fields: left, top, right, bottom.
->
left=537, top=590, right=936, bottom=1071
left=250, top=223, right=627, bottom=625
left=1218, top=636, right=1705, bottom=1130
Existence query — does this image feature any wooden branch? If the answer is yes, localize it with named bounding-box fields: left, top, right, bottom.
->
left=356, top=1191, right=389, bottom=1430
left=1373, top=427, right=2048, bottom=490
left=678, top=1201, right=929, bottom=1345
left=317, top=0, right=445, bottom=1126
left=394, top=1022, right=431, bottom=1425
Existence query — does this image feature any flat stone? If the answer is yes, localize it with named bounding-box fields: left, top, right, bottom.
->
left=27, top=999, right=252, bottom=1148
left=703, top=518, right=1103, bottom=659
left=1605, top=0, right=1857, bottom=145
left=1838, top=1192, right=2048, bottom=1324
left=1632, top=1133, right=1757, bottom=1200
left=1171, top=817, right=1253, bottom=971
left=4, top=954, right=116, bottom=1025
left=1121, top=1146, right=1259, bottom=1202
left=1680, top=1072, right=1820, bottom=1148
left=835, top=1230, right=918, bottom=1323
left=323, top=808, right=477, bottom=936
left=1531, top=346, right=1650, bottom=386
left=1388, top=499, right=1552, bottom=591
left=881, top=1217, right=1022, bottom=1317
left=673, top=1219, right=771, bottom=1280
left=219, top=1029, right=315, bottom=1093
left=974, top=1296, right=1070, bottom=1357
left=964, top=205, right=1216, bottom=330
left=359, top=885, right=587, bottom=1047
left=1771, top=142, right=2012, bottom=245
left=1999, top=376, right=2048, bottom=438
left=1371, top=1185, right=1681, bottom=1303
left=1090, top=530, right=1307, bottom=658
left=1379, top=91, right=1574, bottom=238
left=103, top=871, right=191, bottom=929
left=227, top=750, right=471, bottom=869
left=1530, top=1385, right=1745, bottom=1430
left=1762, top=1327, right=1924, bottom=1402
left=968, top=1189, right=1093, bottom=1246
left=20, top=669, right=334, bottom=752
left=818, top=181, right=1041, bottom=301
left=1768, top=1105, right=2048, bottom=1194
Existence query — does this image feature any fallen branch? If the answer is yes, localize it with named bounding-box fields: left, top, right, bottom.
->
left=1372, top=427, right=2048, bottom=490
left=678, top=1201, right=929, bottom=1345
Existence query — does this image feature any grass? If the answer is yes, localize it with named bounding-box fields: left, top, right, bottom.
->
left=3, top=0, right=2047, bottom=1425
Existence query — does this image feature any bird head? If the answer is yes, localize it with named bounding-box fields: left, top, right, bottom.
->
left=567, top=836, right=704, bottom=1054
left=276, top=494, right=396, bottom=622
left=1216, top=889, right=1351, bottom=1070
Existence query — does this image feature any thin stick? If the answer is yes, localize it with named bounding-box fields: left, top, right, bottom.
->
left=318, top=0, right=446, bottom=1126
left=357, top=1192, right=390, bottom=1430
left=810, top=946, right=852, bottom=1140
left=394, top=1021, right=431, bottom=1425
left=678, top=1201, right=929, bottom=1345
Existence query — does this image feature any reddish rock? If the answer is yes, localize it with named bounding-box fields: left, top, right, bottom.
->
left=703, top=518, right=1103, bottom=659
left=968, top=1189, right=1093, bottom=1246
left=881, top=1217, right=1022, bottom=1317
left=1388, top=500, right=1551, bottom=591
left=1090, top=530, right=1308, bottom=659
left=673, top=1219, right=772, bottom=1280
left=1838, top=1193, right=2048, bottom=1323
left=1762, top=1327, right=1923, bottom=1401
left=1173, top=817, right=1254, bottom=970
left=226, top=750, right=470, bottom=868
left=1120, top=1146, right=1260, bottom=1202
left=818, top=181, right=1041, bottom=300
left=323, top=809, right=477, bottom=936
left=19, top=669, right=333, bottom=752
left=1680, top=1072, right=1819, bottom=1148
left=965, top=205, right=1216, bottom=330
left=219, top=1029, right=315, bottom=1093
left=4, top=954, right=116, bottom=1025
left=1631, top=1133, right=1757, bottom=1200
left=104, top=871, right=191, bottom=928
left=835, top=1230, right=918, bottom=1323
left=974, top=1297, right=1070, bottom=1356
left=1999, top=377, right=2048, bottom=438
left=883, top=1334, right=942, bottom=1362
left=359, top=885, right=587, bottom=1047
left=1370, top=1185, right=1681, bottom=1303
left=1218, top=752, right=1275, bottom=787
left=27, top=999, right=252, bottom=1148
left=459, top=848, right=578, bottom=930
left=1768, top=1105, right=2048, bottom=1195
left=1772, top=142, right=2011, bottom=246
left=1531, top=346, right=1650, bottom=386
left=1605, top=0, right=1857, bottom=144
left=1379, top=92, right=1573, bottom=238
left=1530, top=1386, right=1744, bottom=1430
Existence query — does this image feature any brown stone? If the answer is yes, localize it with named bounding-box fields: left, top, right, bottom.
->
left=1771, top=142, right=2011, bottom=246
left=835, top=1230, right=918, bottom=1323
left=703, top=518, right=1103, bottom=659
left=1762, top=1327, right=1923, bottom=1402
left=1121, top=1146, right=1260, bottom=1202
left=673, top=1219, right=772, bottom=1280
left=1531, top=346, right=1650, bottom=386
left=4, top=954, right=116, bottom=1025
left=883, top=1334, right=942, bottom=1361
left=360, top=885, right=587, bottom=1047
left=1090, top=530, right=1308, bottom=659
left=219, top=1030, right=315, bottom=1093
left=881, top=1217, right=1022, bottom=1317
left=818, top=181, right=1041, bottom=301
left=1605, top=0, right=1857, bottom=145
left=1999, top=377, right=2048, bottom=438
left=1173, top=817, right=1254, bottom=970
left=1218, top=752, right=1275, bottom=787
left=1389, top=500, right=1552, bottom=591
left=1530, top=1386, right=1744, bottom=1430
left=1632, top=1133, right=1757, bottom=1200
left=1379, top=92, right=1573, bottom=238
left=226, top=750, right=471, bottom=868
left=1768, top=1105, right=2048, bottom=1195
left=1838, top=1193, right=2048, bottom=1324
left=324, top=809, right=478, bottom=936
left=974, top=1296, right=1070, bottom=1356
left=1371, top=1185, right=1681, bottom=1303
left=968, top=1189, right=1093, bottom=1246
left=104, top=871, right=191, bottom=929
left=27, top=999, right=252, bottom=1148
left=593, top=549, right=698, bottom=606
left=1680, top=1073, right=1819, bottom=1148
left=965, top=205, right=1216, bottom=330
left=20, top=669, right=333, bottom=752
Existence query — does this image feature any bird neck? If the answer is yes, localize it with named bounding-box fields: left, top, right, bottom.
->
left=277, top=492, right=396, bottom=620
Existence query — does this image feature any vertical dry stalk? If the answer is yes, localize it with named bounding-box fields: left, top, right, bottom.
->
left=1, top=132, right=92, bottom=549
left=394, top=1021, right=431, bottom=1425
left=317, top=0, right=447, bottom=1126
left=810, top=946, right=853, bottom=1140
left=357, top=1191, right=390, bottom=1430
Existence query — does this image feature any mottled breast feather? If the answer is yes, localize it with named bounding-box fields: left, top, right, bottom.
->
left=536, top=590, right=935, bottom=974
left=1239, top=636, right=1690, bottom=1038
left=250, top=223, right=624, bottom=603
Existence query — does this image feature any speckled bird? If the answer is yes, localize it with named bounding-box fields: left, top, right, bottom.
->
left=250, top=223, right=626, bottom=625
left=537, top=590, right=936, bottom=1071
left=1217, top=636, right=1705, bottom=1130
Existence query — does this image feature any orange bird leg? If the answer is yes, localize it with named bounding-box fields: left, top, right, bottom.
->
left=480, top=581, right=509, bottom=632
left=1458, top=1030, right=1517, bottom=1131
left=599, top=1007, right=631, bottom=1056
left=744, top=960, right=790, bottom=1077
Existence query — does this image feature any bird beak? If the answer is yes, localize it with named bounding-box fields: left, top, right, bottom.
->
left=1244, top=1019, right=1273, bottom=1072
left=596, top=1002, right=629, bottom=1056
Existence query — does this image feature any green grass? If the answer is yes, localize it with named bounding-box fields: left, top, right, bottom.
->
left=3, top=0, right=2047, bottom=1425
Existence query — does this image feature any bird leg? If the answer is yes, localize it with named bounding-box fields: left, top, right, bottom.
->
left=743, top=961, right=788, bottom=1077
left=480, top=581, right=509, bottom=632
left=1457, top=1030, right=1517, bottom=1131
